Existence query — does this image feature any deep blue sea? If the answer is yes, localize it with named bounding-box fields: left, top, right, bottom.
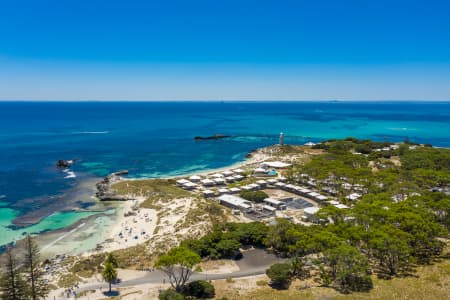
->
left=1, top=101, right=450, bottom=248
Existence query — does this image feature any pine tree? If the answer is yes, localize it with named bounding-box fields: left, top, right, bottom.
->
left=23, top=235, right=48, bottom=300
left=0, top=247, right=27, bottom=300
left=102, top=262, right=117, bottom=293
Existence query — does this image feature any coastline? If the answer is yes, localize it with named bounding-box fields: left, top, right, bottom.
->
left=28, top=147, right=272, bottom=258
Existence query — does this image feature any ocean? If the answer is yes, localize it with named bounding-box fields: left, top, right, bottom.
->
left=1, top=101, right=449, bottom=251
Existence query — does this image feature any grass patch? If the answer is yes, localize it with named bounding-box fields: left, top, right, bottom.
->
left=111, top=179, right=193, bottom=209
left=220, top=256, right=450, bottom=300
left=175, top=200, right=226, bottom=231
left=57, top=273, right=83, bottom=288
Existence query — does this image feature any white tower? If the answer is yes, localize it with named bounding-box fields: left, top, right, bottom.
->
left=279, top=132, right=284, bottom=146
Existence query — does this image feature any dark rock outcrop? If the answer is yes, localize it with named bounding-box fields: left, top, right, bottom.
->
left=57, top=159, right=74, bottom=168
left=95, top=170, right=133, bottom=201
left=194, top=134, right=231, bottom=140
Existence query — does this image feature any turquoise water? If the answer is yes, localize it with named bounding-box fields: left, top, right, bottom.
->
left=0, top=208, right=99, bottom=246
left=0, top=101, right=449, bottom=248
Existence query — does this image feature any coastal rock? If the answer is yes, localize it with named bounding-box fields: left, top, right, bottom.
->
left=57, top=159, right=74, bottom=168
left=194, top=134, right=231, bottom=140
left=95, top=170, right=133, bottom=201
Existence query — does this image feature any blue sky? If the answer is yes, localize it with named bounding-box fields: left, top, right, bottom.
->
left=0, top=0, right=449, bottom=100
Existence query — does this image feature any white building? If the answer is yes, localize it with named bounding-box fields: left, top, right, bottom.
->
left=176, top=179, right=191, bottom=185
left=218, top=194, right=252, bottom=211
left=262, top=161, right=291, bottom=168
left=229, top=187, right=241, bottom=193
left=203, top=189, right=215, bottom=197
left=189, top=175, right=202, bottom=182
left=201, top=179, right=215, bottom=186
left=264, top=198, right=285, bottom=209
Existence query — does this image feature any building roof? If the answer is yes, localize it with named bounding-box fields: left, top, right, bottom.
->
left=264, top=198, right=283, bottom=206
left=346, top=193, right=362, bottom=200
left=176, top=179, right=191, bottom=185
left=218, top=194, right=251, bottom=209
left=304, top=207, right=320, bottom=215
left=262, top=205, right=277, bottom=212
left=308, top=192, right=321, bottom=198
left=201, top=179, right=215, bottom=185
left=262, top=161, right=292, bottom=168
left=316, top=195, right=328, bottom=201
left=335, top=204, right=349, bottom=209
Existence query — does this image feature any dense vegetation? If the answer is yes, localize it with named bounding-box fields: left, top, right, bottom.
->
left=293, top=138, right=450, bottom=201
left=170, top=139, right=450, bottom=294
left=181, top=222, right=268, bottom=259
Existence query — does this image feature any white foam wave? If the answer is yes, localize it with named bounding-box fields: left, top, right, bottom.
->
left=42, top=222, right=86, bottom=251
left=63, top=169, right=76, bottom=179
left=72, top=131, right=109, bottom=135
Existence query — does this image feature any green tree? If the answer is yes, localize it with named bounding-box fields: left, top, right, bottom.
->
left=239, top=190, right=269, bottom=203
left=368, top=226, right=411, bottom=276
left=155, top=247, right=201, bottom=292
left=102, top=262, right=118, bottom=293
left=0, top=247, right=27, bottom=300
left=183, top=280, right=215, bottom=298
left=105, top=252, right=118, bottom=268
left=323, top=244, right=373, bottom=292
left=291, top=257, right=310, bottom=280
left=23, top=235, right=48, bottom=300
left=215, top=239, right=241, bottom=259
left=159, top=288, right=184, bottom=300
left=266, top=263, right=293, bottom=289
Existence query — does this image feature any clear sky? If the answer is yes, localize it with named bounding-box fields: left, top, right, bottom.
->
left=1, top=0, right=449, bottom=100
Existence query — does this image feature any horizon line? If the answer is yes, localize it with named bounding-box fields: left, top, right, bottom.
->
left=1, top=99, right=450, bottom=103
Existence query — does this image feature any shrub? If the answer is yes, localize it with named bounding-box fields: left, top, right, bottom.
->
left=159, top=288, right=184, bottom=300
left=266, top=263, right=293, bottom=289
left=183, top=280, right=215, bottom=299
left=239, top=190, right=269, bottom=203
left=215, top=239, right=242, bottom=259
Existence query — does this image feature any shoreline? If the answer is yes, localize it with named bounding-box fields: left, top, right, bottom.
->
left=19, top=147, right=271, bottom=258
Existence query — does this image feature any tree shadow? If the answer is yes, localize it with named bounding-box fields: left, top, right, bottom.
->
left=103, top=291, right=120, bottom=297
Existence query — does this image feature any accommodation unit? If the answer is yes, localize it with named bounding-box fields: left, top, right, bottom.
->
left=201, top=179, right=215, bottom=187
left=229, top=187, right=241, bottom=194
left=262, top=161, right=292, bottom=168
left=176, top=179, right=191, bottom=186
left=203, top=189, right=215, bottom=197
left=189, top=175, right=202, bottom=182
left=218, top=194, right=252, bottom=211
left=263, top=198, right=286, bottom=210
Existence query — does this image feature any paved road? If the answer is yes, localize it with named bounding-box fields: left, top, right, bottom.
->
left=79, top=249, right=283, bottom=292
